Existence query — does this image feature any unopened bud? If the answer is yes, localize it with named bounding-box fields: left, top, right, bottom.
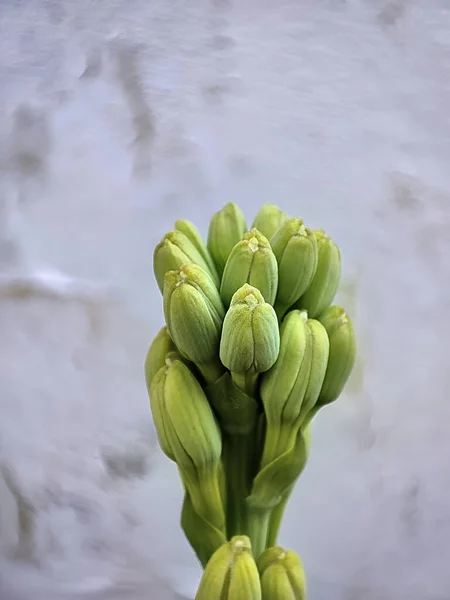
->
left=296, top=229, right=341, bottom=318
left=271, top=218, right=318, bottom=319
left=175, top=219, right=219, bottom=282
left=153, top=230, right=219, bottom=293
left=258, top=547, right=306, bottom=600
left=251, top=204, right=288, bottom=240
left=207, top=202, right=247, bottom=277
left=195, top=536, right=261, bottom=600
left=317, top=305, right=356, bottom=406
left=220, top=228, right=278, bottom=307
left=144, top=326, right=176, bottom=391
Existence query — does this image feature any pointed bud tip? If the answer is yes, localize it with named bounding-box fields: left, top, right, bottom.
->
left=230, top=283, right=265, bottom=306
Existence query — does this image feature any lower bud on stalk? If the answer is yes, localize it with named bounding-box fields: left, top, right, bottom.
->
left=149, top=354, right=225, bottom=533
left=144, top=326, right=176, bottom=390
left=317, top=305, right=357, bottom=406
left=220, top=284, right=280, bottom=396
left=220, top=228, right=278, bottom=307
left=295, top=229, right=341, bottom=318
left=195, top=536, right=261, bottom=600
left=271, top=218, right=318, bottom=320
left=258, top=547, right=306, bottom=600
left=251, top=204, right=289, bottom=241
left=153, top=229, right=219, bottom=292
left=164, top=264, right=225, bottom=383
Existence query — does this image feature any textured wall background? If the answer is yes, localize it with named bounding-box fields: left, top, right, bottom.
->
left=1, top=1, right=450, bottom=598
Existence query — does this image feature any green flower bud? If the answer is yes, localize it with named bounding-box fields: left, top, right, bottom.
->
left=195, top=536, right=261, bottom=600
left=317, top=305, right=357, bottom=406
left=258, top=547, right=306, bottom=600
left=163, top=264, right=225, bottom=382
left=220, top=228, right=278, bottom=307
left=144, top=326, right=176, bottom=391
left=260, top=310, right=328, bottom=468
left=296, top=229, right=341, bottom=318
left=175, top=219, right=219, bottom=282
left=149, top=353, right=225, bottom=532
left=207, top=202, right=247, bottom=277
left=251, top=204, right=289, bottom=240
left=220, top=284, right=279, bottom=394
left=271, top=218, right=318, bottom=319
left=153, top=230, right=219, bottom=293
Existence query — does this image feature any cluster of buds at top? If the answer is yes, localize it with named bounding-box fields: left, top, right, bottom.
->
left=146, top=203, right=357, bottom=598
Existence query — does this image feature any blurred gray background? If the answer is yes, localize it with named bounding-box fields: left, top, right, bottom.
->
left=0, top=1, right=449, bottom=598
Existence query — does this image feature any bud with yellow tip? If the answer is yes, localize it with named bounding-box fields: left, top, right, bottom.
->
left=220, top=228, right=278, bottom=307
left=271, top=218, right=318, bottom=319
left=153, top=229, right=219, bottom=293
left=220, top=284, right=280, bottom=395
left=258, top=546, right=306, bottom=600
left=195, top=536, right=261, bottom=600
left=164, top=263, right=225, bottom=383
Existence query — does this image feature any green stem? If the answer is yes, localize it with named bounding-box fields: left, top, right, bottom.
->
left=267, top=484, right=294, bottom=548
left=230, top=371, right=259, bottom=397
left=190, top=467, right=226, bottom=534
left=223, top=433, right=254, bottom=537
left=247, top=507, right=272, bottom=558
left=198, top=359, right=225, bottom=385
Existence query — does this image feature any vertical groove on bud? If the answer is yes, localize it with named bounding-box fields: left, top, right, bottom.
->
left=220, top=284, right=280, bottom=378
left=252, top=204, right=289, bottom=240
left=296, top=229, right=341, bottom=318
left=271, top=218, right=318, bottom=319
left=258, top=547, right=306, bottom=600
left=195, top=536, right=261, bottom=600
left=220, top=228, right=278, bottom=307
left=207, top=202, right=247, bottom=277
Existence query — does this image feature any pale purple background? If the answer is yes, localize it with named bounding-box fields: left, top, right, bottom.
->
left=0, top=1, right=449, bottom=598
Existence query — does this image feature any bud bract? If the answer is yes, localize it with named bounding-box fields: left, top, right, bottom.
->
left=296, top=229, right=341, bottom=318
left=195, top=536, right=261, bottom=600
left=317, top=305, right=356, bottom=406
left=175, top=219, right=219, bottom=282
left=251, top=204, right=288, bottom=240
left=258, top=547, right=306, bottom=600
left=207, top=202, right=247, bottom=277
left=153, top=229, right=219, bottom=293
left=220, top=228, right=278, bottom=307
left=144, top=326, right=176, bottom=391
left=271, top=218, right=318, bottom=318
left=163, top=264, right=225, bottom=370
left=220, top=284, right=280, bottom=375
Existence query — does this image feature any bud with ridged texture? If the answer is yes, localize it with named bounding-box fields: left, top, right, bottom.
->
left=220, top=228, right=278, bottom=307
left=164, top=264, right=225, bottom=384
left=271, top=218, right=318, bottom=319
left=149, top=353, right=226, bottom=535
left=220, top=284, right=280, bottom=396
left=258, top=547, right=306, bottom=600
left=296, top=229, right=341, bottom=318
left=144, top=326, right=176, bottom=391
left=251, top=204, right=288, bottom=240
left=260, top=310, right=328, bottom=468
left=207, top=202, right=247, bottom=277
left=175, top=219, right=219, bottom=282
left=195, top=536, right=261, bottom=600
left=317, top=305, right=357, bottom=407
left=153, top=230, right=219, bottom=293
